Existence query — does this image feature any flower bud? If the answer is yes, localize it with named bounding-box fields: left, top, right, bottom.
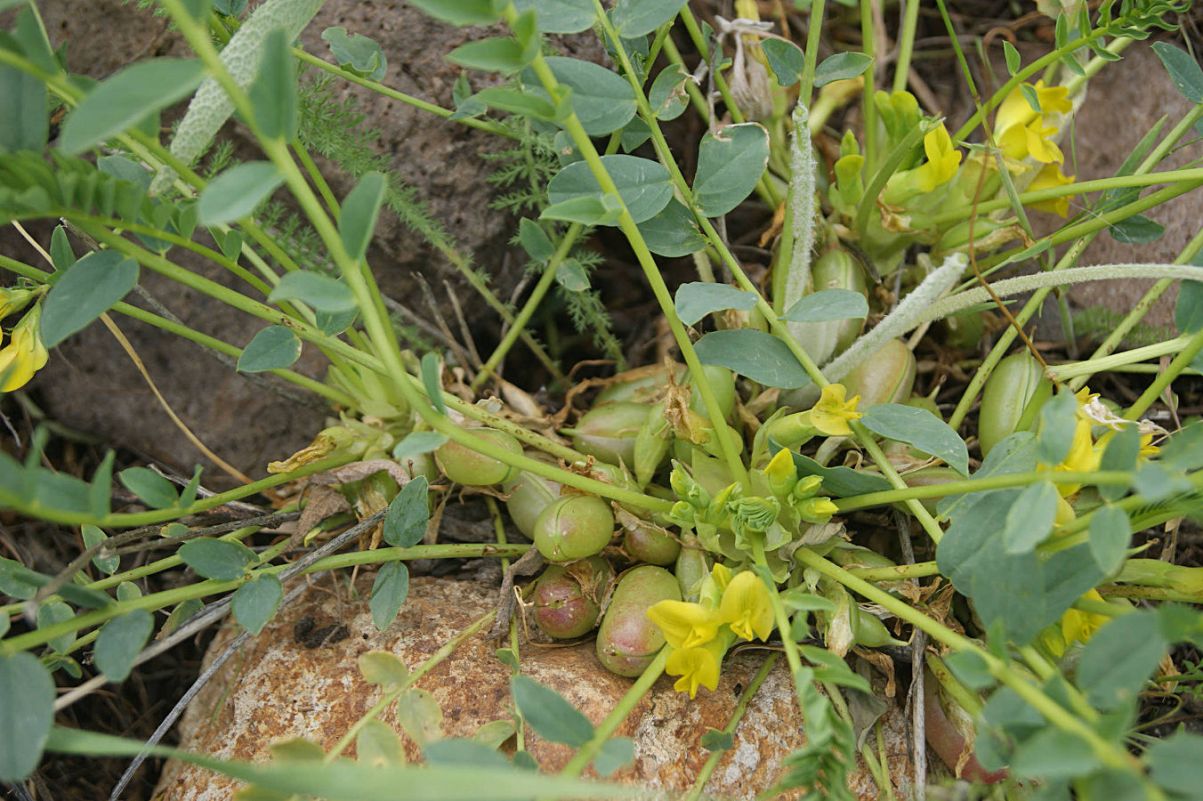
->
left=596, top=566, right=681, bottom=677
left=796, top=496, right=838, bottom=524
left=566, top=402, right=648, bottom=467
left=533, top=495, right=615, bottom=563
left=729, top=496, right=780, bottom=533
left=532, top=557, right=614, bottom=640
left=675, top=537, right=712, bottom=602
left=434, top=429, right=522, bottom=486
left=669, top=461, right=710, bottom=510
left=978, top=352, right=1052, bottom=456
left=841, top=339, right=916, bottom=409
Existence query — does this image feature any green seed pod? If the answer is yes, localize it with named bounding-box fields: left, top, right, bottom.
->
left=434, top=429, right=522, bottom=486
left=841, top=339, right=916, bottom=409
left=978, top=352, right=1052, bottom=457
left=620, top=513, right=680, bottom=566
left=633, top=403, right=672, bottom=487
left=899, top=466, right=962, bottom=514
left=829, top=544, right=898, bottom=572
left=674, top=535, right=711, bottom=601
left=595, top=565, right=680, bottom=677
left=853, top=610, right=905, bottom=648
left=790, top=248, right=868, bottom=365
left=532, top=557, right=615, bottom=640
left=533, top=495, right=615, bottom=563
left=502, top=458, right=561, bottom=539
left=687, top=365, right=737, bottom=421
left=566, top=402, right=648, bottom=466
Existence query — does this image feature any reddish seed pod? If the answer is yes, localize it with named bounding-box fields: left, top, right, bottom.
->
left=595, top=565, right=680, bottom=677
left=531, top=557, right=615, bottom=640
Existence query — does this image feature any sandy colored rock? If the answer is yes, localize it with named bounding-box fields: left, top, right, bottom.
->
left=153, top=576, right=911, bottom=800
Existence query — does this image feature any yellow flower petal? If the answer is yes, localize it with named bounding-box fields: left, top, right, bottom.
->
left=1027, top=164, right=1075, bottom=217
left=665, top=637, right=728, bottom=698
left=719, top=571, right=775, bottom=641
left=710, top=562, right=733, bottom=592
left=913, top=123, right=962, bottom=192
left=0, top=305, right=49, bottom=393
left=764, top=448, right=798, bottom=496
left=1023, top=118, right=1063, bottom=164
left=809, top=384, right=862, bottom=437
left=646, top=600, right=721, bottom=649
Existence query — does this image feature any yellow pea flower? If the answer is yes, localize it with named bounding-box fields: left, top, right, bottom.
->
left=709, top=562, right=733, bottom=592
left=1048, top=418, right=1100, bottom=497
left=719, top=571, right=775, bottom=642
left=646, top=600, right=722, bottom=649
left=0, top=305, right=49, bottom=393
left=665, top=636, right=730, bottom=698
left=1027, top=164, right=1076, bottom=217
left=995, top=80, right=1072, bottom=133
left=999, top=116, right=1064, bottom=164
left=1059, top=590, right=1109, bottom=647
left=913, top=123, right=962, bottom=192
left=809, top=383, right=863, bottom=437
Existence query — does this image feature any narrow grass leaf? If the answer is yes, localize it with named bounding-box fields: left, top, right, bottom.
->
left=421, top=353, right=446, bottom=414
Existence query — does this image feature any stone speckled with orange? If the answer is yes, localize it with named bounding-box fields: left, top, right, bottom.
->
left=153, top=576, right=910, bottom=800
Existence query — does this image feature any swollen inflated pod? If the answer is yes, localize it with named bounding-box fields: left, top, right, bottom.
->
left=595, top=565, right=681, bottom=676
left=978, top=352, right=1053, bottom=456
left=791, top=247, right=869, bottom=365
left=840, top=339, right=917, bottom=408
left=532, top=557, right=615, bottom=640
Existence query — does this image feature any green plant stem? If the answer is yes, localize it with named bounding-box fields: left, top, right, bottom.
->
left=293, top=140, right=341, bottom=217
left=925, top=653, right=982, bottom=716
left=892, top=0, right=921, bottom=93
left=849, top=561, right=941, bottom=582
left=682, top=653, right=779, bottom=801
left=293, top=48, right=517, bottom=140
left=924, top=166, right=1203, bottom=227
left=752, top=541, right=809, bottom=710
left=859, top=0, right=878, bottom=170
left=799, top=0, right=827, bottom=106
left=676, top=7, right=779, bottom=208
left=1, top=543, right=523, bottom=655
left=559, top=648, right=669, bottom=778
left=1047, top=334, right=1192, bottom=380
left=833, top=469, right=1131, bottom=512
left=1125, top=327, right=1203, bottom=419
left=0, top=454, right=350, bottom=529
left=793, top=549, right=1146, bottom=776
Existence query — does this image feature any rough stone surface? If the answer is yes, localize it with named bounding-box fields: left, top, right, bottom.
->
left=153, top=576, right=911, bottom=801
left=16, top=0, right=601, bottom=479
left=1030, top=42, right=1202, bottom=331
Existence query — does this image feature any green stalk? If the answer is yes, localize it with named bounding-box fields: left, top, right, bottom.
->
left=794, top=549, right=1148, bottom=778
left=859, top=0, right=878, bottom=171
left=293, top=48, right=517, bottom=140
left=558, top=649, right=669, bottom=777
left=1124, top=327, right=1203, bottom=419
left=798, top=0, right=827, bottom=106
left=0, top=454, right=349, bottom=529
left=833, top=470, right=1132, bottom=513
left=892, top=0, right=921, bottom=94
left=682, top=654, right=779, bottom=801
